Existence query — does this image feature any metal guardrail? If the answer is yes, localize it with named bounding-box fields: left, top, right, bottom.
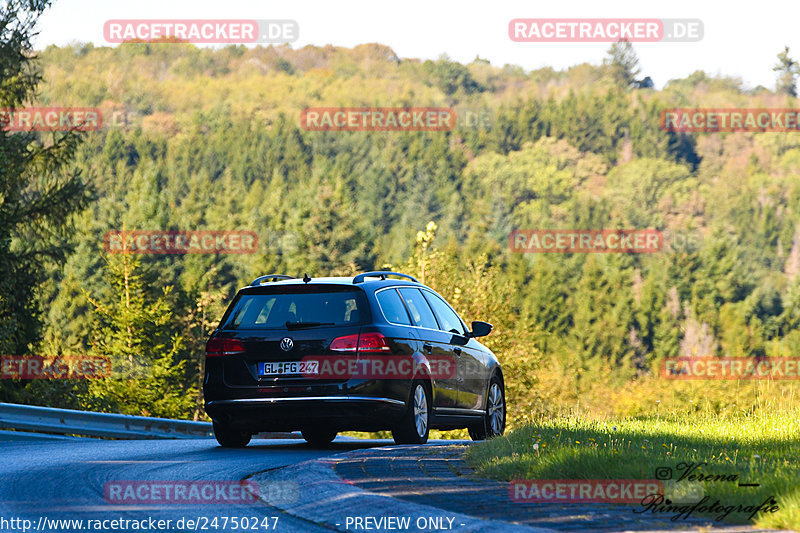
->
left=0, top=402, right=213, bottom=439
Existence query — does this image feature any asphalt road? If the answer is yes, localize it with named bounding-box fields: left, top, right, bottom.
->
left=0, top=436, right=399, bottom=533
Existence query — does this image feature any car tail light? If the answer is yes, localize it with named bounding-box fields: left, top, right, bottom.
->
left=330, top=332, right=391, bottom=353
left=357, top=332, right=391, bottom=352
left=330, top=334, right=359, bottom=352
left=206, top=338, right=246, bottom=357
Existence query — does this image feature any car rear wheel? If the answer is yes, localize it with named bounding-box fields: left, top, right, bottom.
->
left=468, top=376, right=505, bottom=441
left=392, top=381, right=430, bottom=445
left=301, top=428, right=337, bottom=447
left=213, top=421, right=251, bottom=448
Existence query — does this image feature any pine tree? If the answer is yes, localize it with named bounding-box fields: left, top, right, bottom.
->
left=0, top=0, right=93, bottom=404
left=603, top=40, right=642, bottom=88
left=81, top=248, right=196, bottom=418
left=773, top=46, right=799, bottom=97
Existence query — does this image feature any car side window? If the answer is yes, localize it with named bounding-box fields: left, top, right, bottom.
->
left=423, top=290, right=467, bottom=336
left=376, top=288, right=412, bottom=325
left=397, top=288, right=439, bottom=330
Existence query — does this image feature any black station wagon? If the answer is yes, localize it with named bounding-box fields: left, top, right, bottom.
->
left=203, top=272, right=505, bottom=447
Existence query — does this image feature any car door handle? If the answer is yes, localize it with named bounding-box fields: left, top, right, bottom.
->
left=453, top=348, right=462, bottom=356
left=423, top=343, right=432, bottom=354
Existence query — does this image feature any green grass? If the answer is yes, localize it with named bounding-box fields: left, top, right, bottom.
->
left=465, top=412, right=800, bottom=529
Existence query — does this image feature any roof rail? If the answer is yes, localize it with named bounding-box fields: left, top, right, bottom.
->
left=250, top=274, right=296, bottom=286
left=352, top=271, right=419, bottom=284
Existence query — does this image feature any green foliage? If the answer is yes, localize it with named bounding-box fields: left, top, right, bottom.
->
left=394, top=222, right=543, bottom=428
left=773, top=46, right=799, bottom=97
left=80, top=251, right=196, bottom=418
left=466, top=411, right=800, bottom=529
left=5, top=40, right=800, bottom=428
left=422, top=55, right=484, bottom=95
left=603, top=40, right=642, bottom=88
left=0, top=0, right=93, bottom=404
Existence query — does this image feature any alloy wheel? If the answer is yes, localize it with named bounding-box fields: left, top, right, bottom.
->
left=413, top=384, right=428, bottom=438
left=487, top=382, right=504, bottom=435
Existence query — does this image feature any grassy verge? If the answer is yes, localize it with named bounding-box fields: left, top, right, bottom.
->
left=464, top=412, right=800, bottom=530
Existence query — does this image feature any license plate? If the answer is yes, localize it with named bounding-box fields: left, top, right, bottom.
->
left=258, top=361, right=318, bottom=376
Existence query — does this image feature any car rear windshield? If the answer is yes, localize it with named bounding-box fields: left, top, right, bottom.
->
left=220, top=286, right=368, bottom=330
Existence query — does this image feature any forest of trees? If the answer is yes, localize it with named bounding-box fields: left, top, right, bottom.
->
left=4, top=23, right=800, bottom=425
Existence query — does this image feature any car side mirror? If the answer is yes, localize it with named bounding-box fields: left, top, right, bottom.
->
left=469, top=321, right=492, bottom=338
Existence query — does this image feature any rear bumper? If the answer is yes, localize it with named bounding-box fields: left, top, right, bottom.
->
left=204, top=395, right=407, bottom=432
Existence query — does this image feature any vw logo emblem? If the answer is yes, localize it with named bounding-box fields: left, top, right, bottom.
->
left=280, top=337, right=294, bottom=352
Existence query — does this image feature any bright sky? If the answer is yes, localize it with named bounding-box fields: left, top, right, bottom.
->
left=34, top=0, right=800, bottom=90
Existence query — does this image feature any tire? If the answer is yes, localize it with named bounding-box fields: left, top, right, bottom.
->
left=468, top=375, right=506, bottom=441
left=213, top=421, right=251, bottom=448
left=392, top=380, right=431, bottom=445
left=301, top=428, right=337, bottom=447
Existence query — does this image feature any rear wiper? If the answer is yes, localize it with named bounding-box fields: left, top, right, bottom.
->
left=285, top=321, right=334, bottom=330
